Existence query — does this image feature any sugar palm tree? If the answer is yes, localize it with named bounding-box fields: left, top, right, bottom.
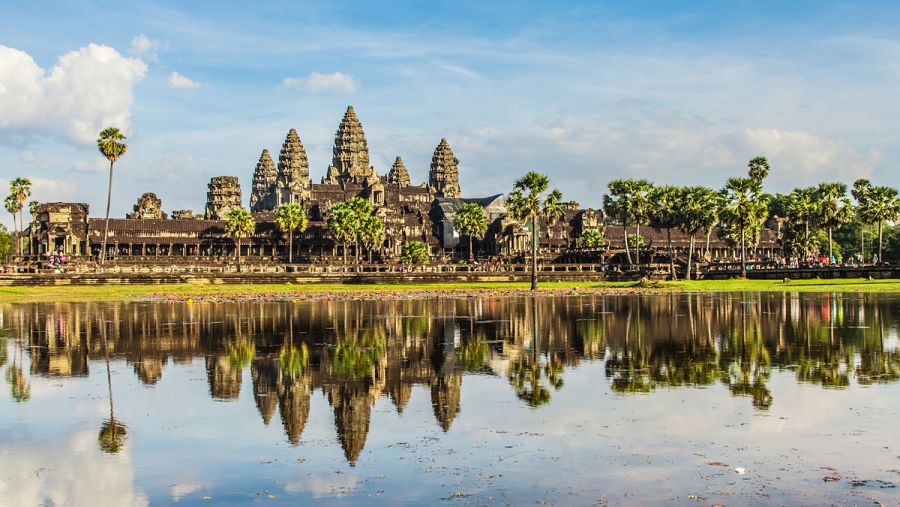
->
left=10, top=178, right=31, bottom=234
left=785, top=187, right=818, bottom=259
left=224, top=208, right=255, bottom=272
left=454, top=203, right=488, bottom=262
left=3, top=195, right=20, bottom=256
left=274, top=203, right=308, bottom=263
left=815, top=182, right=853, bottom=261
left=97, top=127, right=128, bottom=264
left=860, top=185, right=900, bottom=262
left=747, top=156, right=770, bottom=183
left=852, top=179, right=873, bottom=261
left=615, top=179, right=655, bottom=268
left=326, top=204, right=357, bottom=267
left=603, top=181, right=631, bottom=265
left=649, top=185, right=681, bottom=279
left=358, top=213, right=385, bottom=263
left=506, top=171, right=564, bottom=290
left=721, top=177, right=768, bottom=278
left=98, top=317, right=126, bottom=454
left=677, top=186, right=719, bottom=280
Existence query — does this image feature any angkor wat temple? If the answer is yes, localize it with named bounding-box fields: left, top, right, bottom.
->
left=24, top=106, right=779, bottom=263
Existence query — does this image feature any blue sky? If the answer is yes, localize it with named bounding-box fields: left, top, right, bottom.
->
left=2, top=0, right=900, bottom=226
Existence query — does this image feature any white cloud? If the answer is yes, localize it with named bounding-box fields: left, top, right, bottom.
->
left=168, top=72, right=201, bottom=90
left=0, top=44, right=147, bottom=145
left=129, top=34, right=164, bottom=62
left=281, top=72, right=358, bottom=94
left=169, top=482, right=207, bottom=501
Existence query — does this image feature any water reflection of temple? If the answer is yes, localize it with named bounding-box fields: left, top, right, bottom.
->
left=4, top=293, right=899, bottom=462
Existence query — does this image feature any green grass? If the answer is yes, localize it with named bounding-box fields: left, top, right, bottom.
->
left=0, top=278, right=897, bottom=303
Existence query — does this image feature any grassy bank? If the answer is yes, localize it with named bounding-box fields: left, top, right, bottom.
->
left=0, top=278, right=898, bottom=303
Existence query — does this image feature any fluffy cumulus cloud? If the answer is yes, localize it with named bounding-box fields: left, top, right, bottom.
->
left=0, top=44, right=147, bottom=144
left=168, top=71, right=201, bottom=90
left=281, top=72, right=358, bottom=94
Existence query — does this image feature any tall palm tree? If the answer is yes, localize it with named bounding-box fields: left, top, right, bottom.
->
left=274, top=203, right=308, bottom=263
left=454, top=203, right=488, bottom=262
left=785, top=187, right=818, bottom=260
left=851, top=179, right=872, bottom=261
left=627, top=179, right=654, bottom=269
left=326, top=203, right=357, bottom=267
left=604, top=179, right=634, bottom=266
left=3, top=195, right=20, bottom=256
left=506, top=171, right=564, bottom=290
left=96, top=127, right=128, bottom=264
left=10, top=178, right=31, bottom=236
left=358, top=213, right=385, bottom=263
left=747, top=156, right=770, bottom=183
left=224, top=208, right=256, bottom=272
left=648, top=185, right=680, bottom=279
left=815, top=182, right=852, bottom=262
left=677, top=186, right=719, bottom=280
left=98, top=316, right=126, bottom=453
left=860, top=185, right=900, bottom=262
left=721, top=177, right=768, bottom=278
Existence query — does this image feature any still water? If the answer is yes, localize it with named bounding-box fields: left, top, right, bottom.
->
left=1, top=293, right=899, bottom=506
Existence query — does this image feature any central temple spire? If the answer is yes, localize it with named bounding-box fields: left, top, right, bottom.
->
left=324, top=106, right=378, bottom=186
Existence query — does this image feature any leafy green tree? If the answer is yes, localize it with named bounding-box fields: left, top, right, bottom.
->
left=400, top=241, right=429, bottom=264
left=648, top=185, right=680, bottom=279
left=578, top=229, right=605, bottom=249
left=506, top=171, right=565, bottom=290
left=224, top=208, right=255, bottom=272
left=0, top=225, right=12, bottom=262
left=454, top=203, right=488, bottom=262
left=274, top=203, right=308, bottom=263
left=677, top=186, right=720, bottom=279
left=859, top=185, right=900, bottom=262
left=326, top=197, right=379, bottom=265
left=815, top=182, right=853, bottom=261
left=97, top=127, right=128, bottom=263
left=604, top=179, right=654, bottom=268
left=720, top=177, right=769, bottom=277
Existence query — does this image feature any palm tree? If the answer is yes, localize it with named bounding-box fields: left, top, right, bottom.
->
left=98, top=317, right=126, bottom=454
left=274, top=203, right=308, bottom=263
left=721, top=177, right=768, bottom=278
left=747, top=156, right=770, bottom=183
left=96, top=127, right=128, bottom=264
left=358, top=213, right=385, bottom=263
left=3, top=195, right=20, bottom=256
left=454, top=203, right=488, bottom=262
left=677, top=186, right=719, bottom=280
left=506, top=171, right=565, bottom=290
left=603, top=180, right=634, bottom=265
left=852, top=179, right=873, bottom=262
left=10, top=178, right=31, bottom=235
left=860, top=185, right=900, bottom=262
left=400, top=241, right=429, bottom=265
left=815, top=182, right=852, bottom=262
left=785, top=187, right=818, bottom=260
left=648, top=185, right=681, bottom=279
left=224, top=208, right=256, bottom=272
left=27, top=200, right=39, bottom=256
left=326, top=203, right=357, bottom=267
left=622, top=179, right=654, bottom=269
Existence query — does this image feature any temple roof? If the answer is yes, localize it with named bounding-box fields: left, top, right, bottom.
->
left=277, top=129, right=310, bottom=184
left=429, top=138, right=461, bottom=198
left=387, top=156, right=411, bottom=187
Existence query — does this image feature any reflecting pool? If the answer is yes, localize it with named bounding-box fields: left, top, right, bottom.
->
left=1, top=293, right=899, bottom=505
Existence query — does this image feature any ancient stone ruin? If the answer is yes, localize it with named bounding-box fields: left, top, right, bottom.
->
left=323, top=106, right=378, bottom=186
left=387, top=156, right=411, bottom=187
left=250, top=149, right=277, bottom=212
left=171, top=209, right=197, bottom=220
left=274, top=129, right=311, bottom=207
left=429, top=138, right=461, bottom=198
left=127, top=192, right=167, bottom=219
left=205, top=176, right=242, bottom=220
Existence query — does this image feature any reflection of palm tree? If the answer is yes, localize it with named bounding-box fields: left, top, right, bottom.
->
left=507, top=297, right=558, bottom=407
left=98, top=319, right=126, bottom=453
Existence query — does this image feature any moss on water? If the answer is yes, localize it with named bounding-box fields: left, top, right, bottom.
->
left=0, top=278, right=898, bottom=303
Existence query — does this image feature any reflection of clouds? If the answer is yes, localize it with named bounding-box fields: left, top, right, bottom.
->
left=169, top=482, right=206, bottom=501
left=284, top=473, right=362, bottom=498
left=0, top=430, right=147, bottom=507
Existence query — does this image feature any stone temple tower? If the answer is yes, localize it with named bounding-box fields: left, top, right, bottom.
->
left=275, top=128, right=311, bottom=206
left=250, top=149, right=277, bottom=212
left=205, top=176, right=242, bottom=220
left=323, top=106, right=378, bottom=186
left=428, top=138, right=461, bottom=198
left=387, top=156, right=411, bottom=187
